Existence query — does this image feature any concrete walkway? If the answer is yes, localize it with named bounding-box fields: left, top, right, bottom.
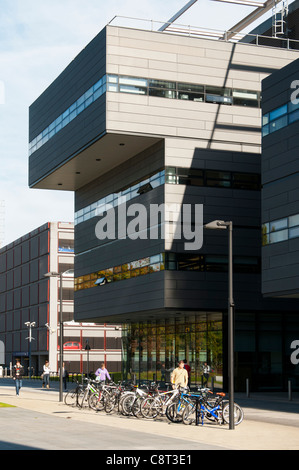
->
left=0, top=379, right=299, bottom=450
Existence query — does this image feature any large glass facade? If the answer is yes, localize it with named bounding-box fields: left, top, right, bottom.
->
left=121, top=313, right=223, bottom=389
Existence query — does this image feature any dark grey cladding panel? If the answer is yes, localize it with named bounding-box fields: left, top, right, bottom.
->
left=29, top=27, right=107, bottom=141
left=29, top=27, right=106, bottom=187
left=75, top=187, right=165, bottom=276
left=192, top=148, right=260, bottom=173
left=29, top=96, right=106, bottom=187
left=74, top=271, right=165, bottom=322
left=262, top=122, right=299, bottom=186
left=262, top=57, right=299, bottom=113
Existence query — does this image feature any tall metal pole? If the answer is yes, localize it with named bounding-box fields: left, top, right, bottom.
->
left=59, top=273, right=63, bottom=402
left=28, top=327, right=32, bottom=379
left=228, top=221, right=234, bottom=430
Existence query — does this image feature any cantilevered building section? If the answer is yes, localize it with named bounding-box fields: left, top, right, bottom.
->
left=29, top=20, right=299, bottom=391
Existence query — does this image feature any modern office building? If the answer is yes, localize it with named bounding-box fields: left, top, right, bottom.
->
left=262, top=57, right=299, bottom=299
left=28, top=20, right=299, bottom=390
left=0, top=222, right=121, bottom=375
left=261, top=57, right=299, bottom=389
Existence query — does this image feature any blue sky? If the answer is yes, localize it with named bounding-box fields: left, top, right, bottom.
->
left=0, top=0, right=275, bottom=245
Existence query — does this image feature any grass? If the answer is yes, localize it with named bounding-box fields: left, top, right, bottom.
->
left=0, top=402, right=15, bottom=408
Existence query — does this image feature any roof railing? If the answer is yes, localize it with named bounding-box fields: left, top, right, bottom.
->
left=107, top=15, right=299, bottom=50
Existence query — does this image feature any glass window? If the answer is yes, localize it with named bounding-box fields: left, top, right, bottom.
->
left=84, top=96, right=93, bottom=107
left=206, top=86, right=232, bottom=105
left=269, top=104, right=287, bottom=122
left=206, top=94, right=232, bottom=105
left=232, top=173, right=260, bottom=190
left=178, top=83, right=204, bottom=93
left=262, top=223, right=270, bottom=246
left=269, top=229, right=288, bottom=244
left=108, top=75, right=118, bottom=84
left=233, top=97, right=258, bottom=107
left=107, top=83, right=118, bottom=92
left=233, top=90, right=258, bottom=100
left=262, top=124, right=269, bottom=137
left=206, top=170, right=231, bottom=188
left=262, top=114, right=269, bottom=126
left=178, top=91, right=204, bottom=102
left=149, top=79, right=176, bottom=89
left=149, top=88, right=176, bottom=99
left=288, top=99, right=299, bottom=113
left=119, top=84, right=147, bottom=95
left=205, top=255, right=227, bottom=272
left=289, top=214, right=299, bottom=228
left=233, top=90, right=259, bottom=107
left=270, top=218, right=288, bottom=232
left=269, top=115, right=288, bottom=133
left=289, top=109, right=299, bottom=124
left=119, top=76, right=148, bottom=88
left=289, top=226, right=299, bottom=239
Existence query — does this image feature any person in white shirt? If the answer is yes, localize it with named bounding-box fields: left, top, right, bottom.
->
left=42, top=360, right=51, bottom=389
left=203, top=362, right=210, bottom=386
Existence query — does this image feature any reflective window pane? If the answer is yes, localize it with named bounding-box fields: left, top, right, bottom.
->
left=269, top=104, right=288, bottom=121
left=269, top=218, right=288, bottom=232
left=269, top=229, right=288, bottom=244
left=289, top=214, right=299, bottom=228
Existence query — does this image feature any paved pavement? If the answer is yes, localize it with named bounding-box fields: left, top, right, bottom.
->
left=0, top=378, right=299, bottom=451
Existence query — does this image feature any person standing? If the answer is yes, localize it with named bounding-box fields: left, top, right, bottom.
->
left=42, top=360, right=51, bottom=389
left=183, top=359, right=191, bottom=387
left=12, top=360, right=24, bottom=396
left=95, top=363, right=111, bottom=383
left=59, top=362, right=69, bottom=391
left=203, top=362, right=210, bottom=387
left=170, top=360, right=188, bottom=389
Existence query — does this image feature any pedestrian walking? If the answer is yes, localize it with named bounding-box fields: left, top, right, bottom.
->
left=170, top=360, right=188, bottom=389
left=42, top=360, right=51, bottom=389
left=12, top=360, right=24, bottom=396
left=95, top=363, right=111, bottom=383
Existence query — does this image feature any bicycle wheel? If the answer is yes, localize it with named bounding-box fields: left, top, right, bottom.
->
left=104, top=394, right=118, bottom=413
left=166, top=402, right=186, bottom=423
left=64, top=388, right=79, bottom=407
left=222, top=402, right=244, bottom=426
left=182, top=402, right=196, bottom=425
left=89, top=392, right=105, bottom=411
left=140, top=397, right=160, bottom=419
left=132, top=396, right=144, bottom=418
left=121, top=394, right=135, bottom=416
left=79, top=389, right=91, bottom=408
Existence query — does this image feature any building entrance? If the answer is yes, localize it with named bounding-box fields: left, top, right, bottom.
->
left=122, top=312, right=223, bottom=389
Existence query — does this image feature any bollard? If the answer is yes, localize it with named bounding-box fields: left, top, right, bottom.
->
left=246, top=378, right=250, bottom=398
left=288, top=380, right=292, bottom=401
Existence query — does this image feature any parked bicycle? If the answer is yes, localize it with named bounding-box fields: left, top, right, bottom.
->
left=64, top=380, right=84, bottom=407
left=182, top=389, right=244, bottom=426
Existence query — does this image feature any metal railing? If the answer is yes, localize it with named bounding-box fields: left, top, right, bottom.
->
left=107, top=15, right=299, bottom=51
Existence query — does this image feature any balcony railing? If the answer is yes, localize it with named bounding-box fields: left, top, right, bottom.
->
left=108, top=15, right=299, bottom=51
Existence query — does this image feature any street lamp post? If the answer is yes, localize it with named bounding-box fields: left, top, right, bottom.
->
left=25, top=321, right=36, bottom=379
left=44, top=271, right=64, bottom=402
left=204, top=219, right=235, bottom=430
